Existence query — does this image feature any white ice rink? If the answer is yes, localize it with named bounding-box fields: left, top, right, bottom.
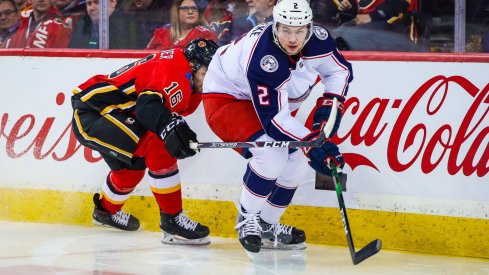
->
left=1, top=221, right=489, bottom=275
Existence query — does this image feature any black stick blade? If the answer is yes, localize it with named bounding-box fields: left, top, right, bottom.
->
left=353, top=239, right=382, bottom=265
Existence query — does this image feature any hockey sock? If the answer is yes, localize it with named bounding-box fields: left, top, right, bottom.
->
left=148, top=170, right=182, bottom=215
left=260, top=182, right=297, bottom=224
left=240, top=164, right=276, bottom=213
left=100, top=171, right=142, bottom=214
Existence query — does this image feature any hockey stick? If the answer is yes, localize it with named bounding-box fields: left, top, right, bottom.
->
left=331, top=164, right=382, bottom=265
left=189, top=97, right=338, bottom=150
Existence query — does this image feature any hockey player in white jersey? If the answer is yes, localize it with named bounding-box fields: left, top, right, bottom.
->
left=202, top=0, right=353, bottom=253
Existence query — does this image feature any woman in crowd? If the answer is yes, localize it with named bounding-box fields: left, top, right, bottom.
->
left=146, top=0, right=217, bottom=50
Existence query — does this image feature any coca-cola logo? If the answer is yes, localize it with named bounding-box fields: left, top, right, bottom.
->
left=336, top=75, right=488, bottom=177
left=0, top=76, right=487, bottom=177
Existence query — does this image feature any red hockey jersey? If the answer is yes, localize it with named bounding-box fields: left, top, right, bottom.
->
left=74, top=48, right=201, bottom=122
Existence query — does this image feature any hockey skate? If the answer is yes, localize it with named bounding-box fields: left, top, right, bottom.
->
left=235, top=204, right=262, bottom=253
left=260, top=219, right=307, bottom=250
left=92, top=193, right=140, bottom=231
left=160, top=211, right=210, bottom=245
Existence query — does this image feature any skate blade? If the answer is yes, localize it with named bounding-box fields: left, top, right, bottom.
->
left=261, top=240, right=307, bottom=250
left=244, top=250, right=260, bottom=262
left=161, top=232, right=210, bottom=246
left=92, top=220, right=140, bottom=231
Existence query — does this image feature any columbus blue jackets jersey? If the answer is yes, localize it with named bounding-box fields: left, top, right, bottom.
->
left=203, top=23, right=353, bottom=142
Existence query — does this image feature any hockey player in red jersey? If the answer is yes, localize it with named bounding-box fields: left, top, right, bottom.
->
left=203, top=0, right=352, bottom=253
left=71, top=38, right=218, bottom=245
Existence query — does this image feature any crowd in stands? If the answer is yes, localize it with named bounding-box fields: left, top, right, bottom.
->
left=0, top=0, right=488, bottom=52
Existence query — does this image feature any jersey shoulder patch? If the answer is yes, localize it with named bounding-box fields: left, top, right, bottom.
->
left=260, top=55, right=279, bottom=73
left=313, top=25, right=329, bottom=40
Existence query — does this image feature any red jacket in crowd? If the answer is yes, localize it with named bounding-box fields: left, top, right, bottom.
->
left=146, top=25, right=217, bottom=50
left=5, top=7, right=71, bottom=48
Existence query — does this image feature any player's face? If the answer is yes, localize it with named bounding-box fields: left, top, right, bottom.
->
left=178, top=0, right=199, bottom=26
left=192, top=66, right=207, bottom=94
left=276, top=24, right=309, bottom=55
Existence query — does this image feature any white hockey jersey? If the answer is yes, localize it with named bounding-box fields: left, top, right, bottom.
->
left=203, top=23, right=353, bottom=142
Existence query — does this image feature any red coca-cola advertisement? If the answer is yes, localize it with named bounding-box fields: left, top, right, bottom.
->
left=0, top=52, right=487, bottom=218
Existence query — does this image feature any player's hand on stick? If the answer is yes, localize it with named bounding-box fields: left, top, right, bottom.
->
left=313, top=93, right=345, bottom=138
left=160, top=114, right=199, bottom=159
left=303, top=131, right=345, bottom=176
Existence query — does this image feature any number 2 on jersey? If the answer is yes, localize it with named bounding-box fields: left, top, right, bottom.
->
left=257, top=86, right=270, bottom=105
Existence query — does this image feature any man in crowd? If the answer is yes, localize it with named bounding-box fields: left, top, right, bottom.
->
left=224, top=0, right=276, bottom=44
left=0, top=0, right=20, bottom=47
left=6, top=0, right=72, bottom=48
left=69, top=0, right=143, bottom=49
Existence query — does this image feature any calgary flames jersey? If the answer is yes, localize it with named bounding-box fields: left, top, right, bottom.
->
left=73, top=48, right=201, bottom=134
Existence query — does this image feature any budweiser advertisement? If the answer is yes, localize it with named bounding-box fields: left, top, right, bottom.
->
left=0, top=54, right=487, bottom=219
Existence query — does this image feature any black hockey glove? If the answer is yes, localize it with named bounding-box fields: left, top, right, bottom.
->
left=159, top=114, right=198, bottom=159
left=303, top=131, right=345, bottom=176
left=312, top=93, right=345, bottom=137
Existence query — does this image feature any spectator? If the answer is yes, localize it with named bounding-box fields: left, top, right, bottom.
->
left=54, top=0, right=86, bottom=29
left=122, top=0, right=171, bottom=47
left=0, top=0, right=20, bottom=47
left=7, top=0, right=72, bottom=48
left=330, top=0, right=428, bottom=51
left=69, top=0, right=144, bottom=49
left=146, top=0, right=217, bottom=50
left=203, top=0, right=232, bottom=45
left=224, top=0, right=275, bottom=44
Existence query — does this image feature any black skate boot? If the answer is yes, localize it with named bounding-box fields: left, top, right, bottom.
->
left=160, top=211, right=210, bottom=245
left=92, top=193, right=140, bottom=231
left=260, top=219, right=306, bottom=250
left=235, top=204, right=262, bottom=253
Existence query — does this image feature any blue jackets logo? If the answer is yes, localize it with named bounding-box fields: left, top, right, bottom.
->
left=260, top=55, right=279, bottom=73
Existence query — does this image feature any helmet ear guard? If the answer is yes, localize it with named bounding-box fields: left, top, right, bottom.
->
left=272, top=0, right=314, bottom=55
left=184, top=38, right=219, bottom=73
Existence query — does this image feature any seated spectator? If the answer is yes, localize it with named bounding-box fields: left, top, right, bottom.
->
left=6, top=0, right=72, bottom=48
left=223, top=0, right=275, bottom=45
left=69, top=0, right=144, bottom=49
left=146, top=0, right=217, bottom=50
left=54, top=0, right=86, bottom=29
left=121, top=0, right=171, bottom=47
left=329, top=0, right=428, bottom=51
left=0, top=0, right=20, bottom=47
left=203, top=0, right=232, bottom=45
